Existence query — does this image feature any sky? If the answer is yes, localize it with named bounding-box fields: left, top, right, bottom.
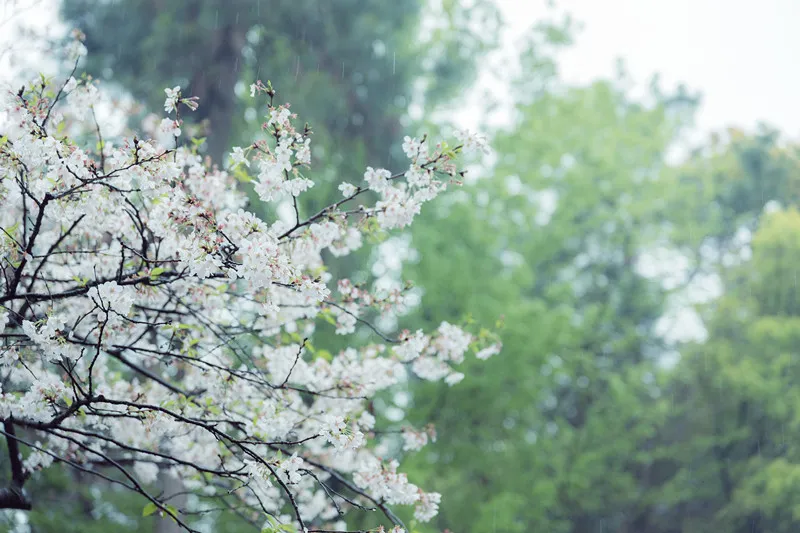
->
left=497, top=0, right=800, bottom=138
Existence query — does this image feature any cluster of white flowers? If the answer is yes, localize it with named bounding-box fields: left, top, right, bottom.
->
left=88, top=281, right=137, bottom=316
left=20, top=315, right=81, bottom=362
left=402, top=427, right=431, bottom=452
left=159, top=117, right=181, bottom=137
left=392, top=323, right=496, bottom=386
left=454, top=128, right=491, bottom=155
left=229, top=146, right=250, bottom=168
left=359, top=131, right=489, bottom=230
left=476, top=342, right=502, bottom=360
left=394, top=330, right=428, bottom=362
left=432, top=321, right=473, bottom=363
left=338, top=181, right=358, bottom=197
left=277, top=453, right=304, bottom=484
left=320, top=414, right=365, bottom=451
left=414, top=491, right=442, bottom=522
left=67, top=81, right=98, bottom=119
left=0, top=68, right=500, bottom=533
left=353, top=457, right=441, bottom=522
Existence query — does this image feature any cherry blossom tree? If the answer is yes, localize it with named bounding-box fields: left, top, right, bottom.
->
left=0, top=39, right=499, bottom=533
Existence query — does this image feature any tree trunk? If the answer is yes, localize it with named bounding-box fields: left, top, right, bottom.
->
left=189, top=24, right=245, bottom=165
left=154, top=471, right=186, bottom=533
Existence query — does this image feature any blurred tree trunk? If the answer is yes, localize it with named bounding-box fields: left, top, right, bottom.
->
left=189, top=24, right=245, bottom=165
left=155, top=472, right=186, bottom=533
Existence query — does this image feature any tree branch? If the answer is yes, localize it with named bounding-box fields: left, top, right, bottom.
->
left=0, top=419, right=31, bottom=510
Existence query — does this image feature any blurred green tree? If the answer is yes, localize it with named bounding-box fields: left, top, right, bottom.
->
left=644, top=132, right=800, bottom=533
left=396, top=30, right=700, bottom=530
left=60, top=0, right=499, bottom=166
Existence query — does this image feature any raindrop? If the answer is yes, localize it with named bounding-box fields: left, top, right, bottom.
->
left=392, top=52, right=396, bottom=75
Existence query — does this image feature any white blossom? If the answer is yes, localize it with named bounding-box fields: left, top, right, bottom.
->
left=63, top=76, right=78, bottom=93
left=88, top=282, right=136, bottom=316
left=364, top=167, right=392, bottom=193
left=338, top=182, right=358, bottom=197
left=229, top=146, right=250, bottom=168
left=454, top=128, right=490, bottom=155
left=394, top=330, right=427, bottom=362
left=133, top=462, right=160, bottom=485
left=277, top=453, right=304, bottom=484
left=164, top=86, right=180, bottom=113
left=476, top=343, right=502, bottom=360
left=402, top=428, right=429, bottom=452
left=414, top=491, right=441, bottom=522
left=159, top=117, right=181, bottom=137
left=66, top=39, right=87, bottom=61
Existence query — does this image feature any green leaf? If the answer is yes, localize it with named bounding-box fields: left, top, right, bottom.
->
left=262, top=515, right=289, bottom=533
left=315, top=349, right=333, bottom=362
left=232, top=165, right=252, bottom=183
left=142, top=502, right=159, bottom=517
left=165, top=505, right=179, bottom=522
left=318, top=309, right=337, bottom=326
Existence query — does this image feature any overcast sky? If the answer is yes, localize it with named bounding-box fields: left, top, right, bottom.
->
left=498, top=0, right=800, bottom=138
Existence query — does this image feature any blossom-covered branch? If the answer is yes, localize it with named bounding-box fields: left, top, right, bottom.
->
left=0, top=46, right=499, bottom=533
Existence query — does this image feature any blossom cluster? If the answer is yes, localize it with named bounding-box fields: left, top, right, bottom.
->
left=0, top=64, right=499, bottom=533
